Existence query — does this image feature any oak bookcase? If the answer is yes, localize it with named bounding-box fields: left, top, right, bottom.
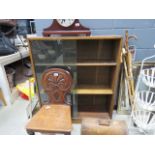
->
left=28, top=36, right=122, bottom=119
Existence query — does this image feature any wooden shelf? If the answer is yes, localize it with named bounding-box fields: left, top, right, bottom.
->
left=73, top=86, right=113, bottom=95
left=76, top=62, right=116, bottom=66
left=72, top=112, right=110, bottom=123
left=35, top=62, right=117, bottom=67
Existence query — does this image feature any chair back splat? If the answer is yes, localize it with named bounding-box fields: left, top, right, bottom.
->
left=41, top=68, right=73, bottom=104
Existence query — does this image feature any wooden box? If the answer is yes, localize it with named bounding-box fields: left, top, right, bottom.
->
left=81, top=118, right=128, bottom=135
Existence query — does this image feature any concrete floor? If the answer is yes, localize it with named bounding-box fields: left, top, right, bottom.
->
left=0, top=97, right=28, bottom=135
left=0, top=96, right=142, bottom=135
left=0, top=97, right=82, bottom=135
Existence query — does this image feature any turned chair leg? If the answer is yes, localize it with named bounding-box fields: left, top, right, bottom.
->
left=26, top=130, right=35, bottom=135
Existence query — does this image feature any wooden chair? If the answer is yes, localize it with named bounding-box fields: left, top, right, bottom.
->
left=26, top=68, right=73, bottom=135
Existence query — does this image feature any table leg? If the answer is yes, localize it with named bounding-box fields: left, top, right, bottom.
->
left=0, top=65, right=12, bottom=106
left=0, top=88, right=7, bottom=106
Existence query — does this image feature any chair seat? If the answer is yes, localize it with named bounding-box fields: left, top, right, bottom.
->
left=26, top=104, right=72, bottom=134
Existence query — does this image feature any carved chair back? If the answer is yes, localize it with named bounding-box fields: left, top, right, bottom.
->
left=41, top=68, right=73, bottom=104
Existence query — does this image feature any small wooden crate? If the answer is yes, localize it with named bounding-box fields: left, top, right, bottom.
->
left=81, top=118, right=128, bottom=135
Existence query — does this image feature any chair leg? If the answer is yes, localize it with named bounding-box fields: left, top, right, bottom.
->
left=26, top=129, right=35, bottom=135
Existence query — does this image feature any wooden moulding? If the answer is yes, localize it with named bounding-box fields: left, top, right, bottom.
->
left=28, top=36, right=122, bottom=41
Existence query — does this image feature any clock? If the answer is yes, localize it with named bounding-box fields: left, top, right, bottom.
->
left=42, top=19, right=91, bottom=36
left=56, top=19, right=75, bottom=27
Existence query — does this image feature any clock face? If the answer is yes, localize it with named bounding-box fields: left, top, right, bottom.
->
left=56, top=19, right=75, bottom=27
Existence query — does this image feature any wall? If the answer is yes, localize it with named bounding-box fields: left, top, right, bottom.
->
left=35, top=19, right=155, bottom=61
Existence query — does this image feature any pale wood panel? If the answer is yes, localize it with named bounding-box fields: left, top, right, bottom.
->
left=73, top=88, right=113, bottom=95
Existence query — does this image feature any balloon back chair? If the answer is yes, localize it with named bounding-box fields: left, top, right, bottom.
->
left=26, top=67, right=73, bottom=135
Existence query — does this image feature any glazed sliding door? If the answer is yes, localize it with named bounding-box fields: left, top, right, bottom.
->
left=29, top=39, right=78, bottom=105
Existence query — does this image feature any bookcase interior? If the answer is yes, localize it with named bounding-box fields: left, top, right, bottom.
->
left=29, top=36, right=122, bottom=119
